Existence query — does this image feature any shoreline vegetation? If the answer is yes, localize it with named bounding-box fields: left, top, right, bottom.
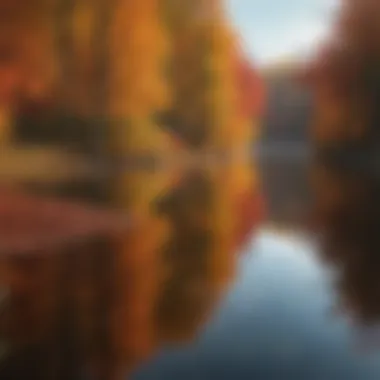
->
left=0, top=0, right=264, bottom=170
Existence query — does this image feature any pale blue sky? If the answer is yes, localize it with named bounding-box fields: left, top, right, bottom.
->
left=226, top=0, right=337, bottom=65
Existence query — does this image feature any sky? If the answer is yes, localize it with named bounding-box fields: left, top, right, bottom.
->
left=226, top=0, right=338, bottom=66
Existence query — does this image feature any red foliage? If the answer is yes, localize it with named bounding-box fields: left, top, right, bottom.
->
left=235, top=55, right=265, bottom=119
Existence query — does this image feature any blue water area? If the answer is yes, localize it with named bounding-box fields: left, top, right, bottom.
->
left=131, top=230, right=380, bottom=380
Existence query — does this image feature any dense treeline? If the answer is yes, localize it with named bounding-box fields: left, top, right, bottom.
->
left=306, top=0, right=380, bottom=146
left=0, top=0, right=263, bottom=156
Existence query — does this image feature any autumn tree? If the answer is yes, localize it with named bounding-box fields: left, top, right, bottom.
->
left=5, top=0, right=172, bottom=159
left=0, top=1, right=56, bottom=144
left=306, top=0, right=380, bottom=146
left=162, top=0, right=262, bottom=152
left=107, top=0, right=172, bottom=156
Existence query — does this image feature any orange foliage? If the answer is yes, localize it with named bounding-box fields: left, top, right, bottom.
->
left=163, top=0, right=263, bottom=151
left=234, top=54, right=265, bottom=119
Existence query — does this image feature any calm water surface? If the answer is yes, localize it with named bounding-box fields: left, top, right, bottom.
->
left=126, top=157, right=380, bottom=379
left=2, top=157, right=380, bottom=379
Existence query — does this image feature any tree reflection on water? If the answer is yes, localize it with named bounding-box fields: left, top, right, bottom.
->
left=0, top=163, right=263, bottom=379
left=312, top=155, right=380, bottom=326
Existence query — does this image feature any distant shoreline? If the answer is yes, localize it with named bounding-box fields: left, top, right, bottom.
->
left=254, top=142, right=312, bottom=160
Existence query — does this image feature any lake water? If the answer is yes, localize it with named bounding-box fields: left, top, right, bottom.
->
left=2, top=156, right=380, bottom=379
left=125, top=157, right=380, bottom=380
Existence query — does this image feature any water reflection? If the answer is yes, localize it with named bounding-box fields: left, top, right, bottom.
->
left=312, top=156, right=380, bottom=327
left=154, top=165, right=262, bottom=344
left=4, top=153, right=380, bottom=379
left=0, top=162, right=262, bottom=379
left=131, top=156, right=380, bottom=380
left=259, top=156, right=309, bottom=228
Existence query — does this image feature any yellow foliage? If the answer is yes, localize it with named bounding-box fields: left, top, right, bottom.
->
left=163, top=0, right=245, bottom=150
left=107, top=0, right=170, bottom=154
